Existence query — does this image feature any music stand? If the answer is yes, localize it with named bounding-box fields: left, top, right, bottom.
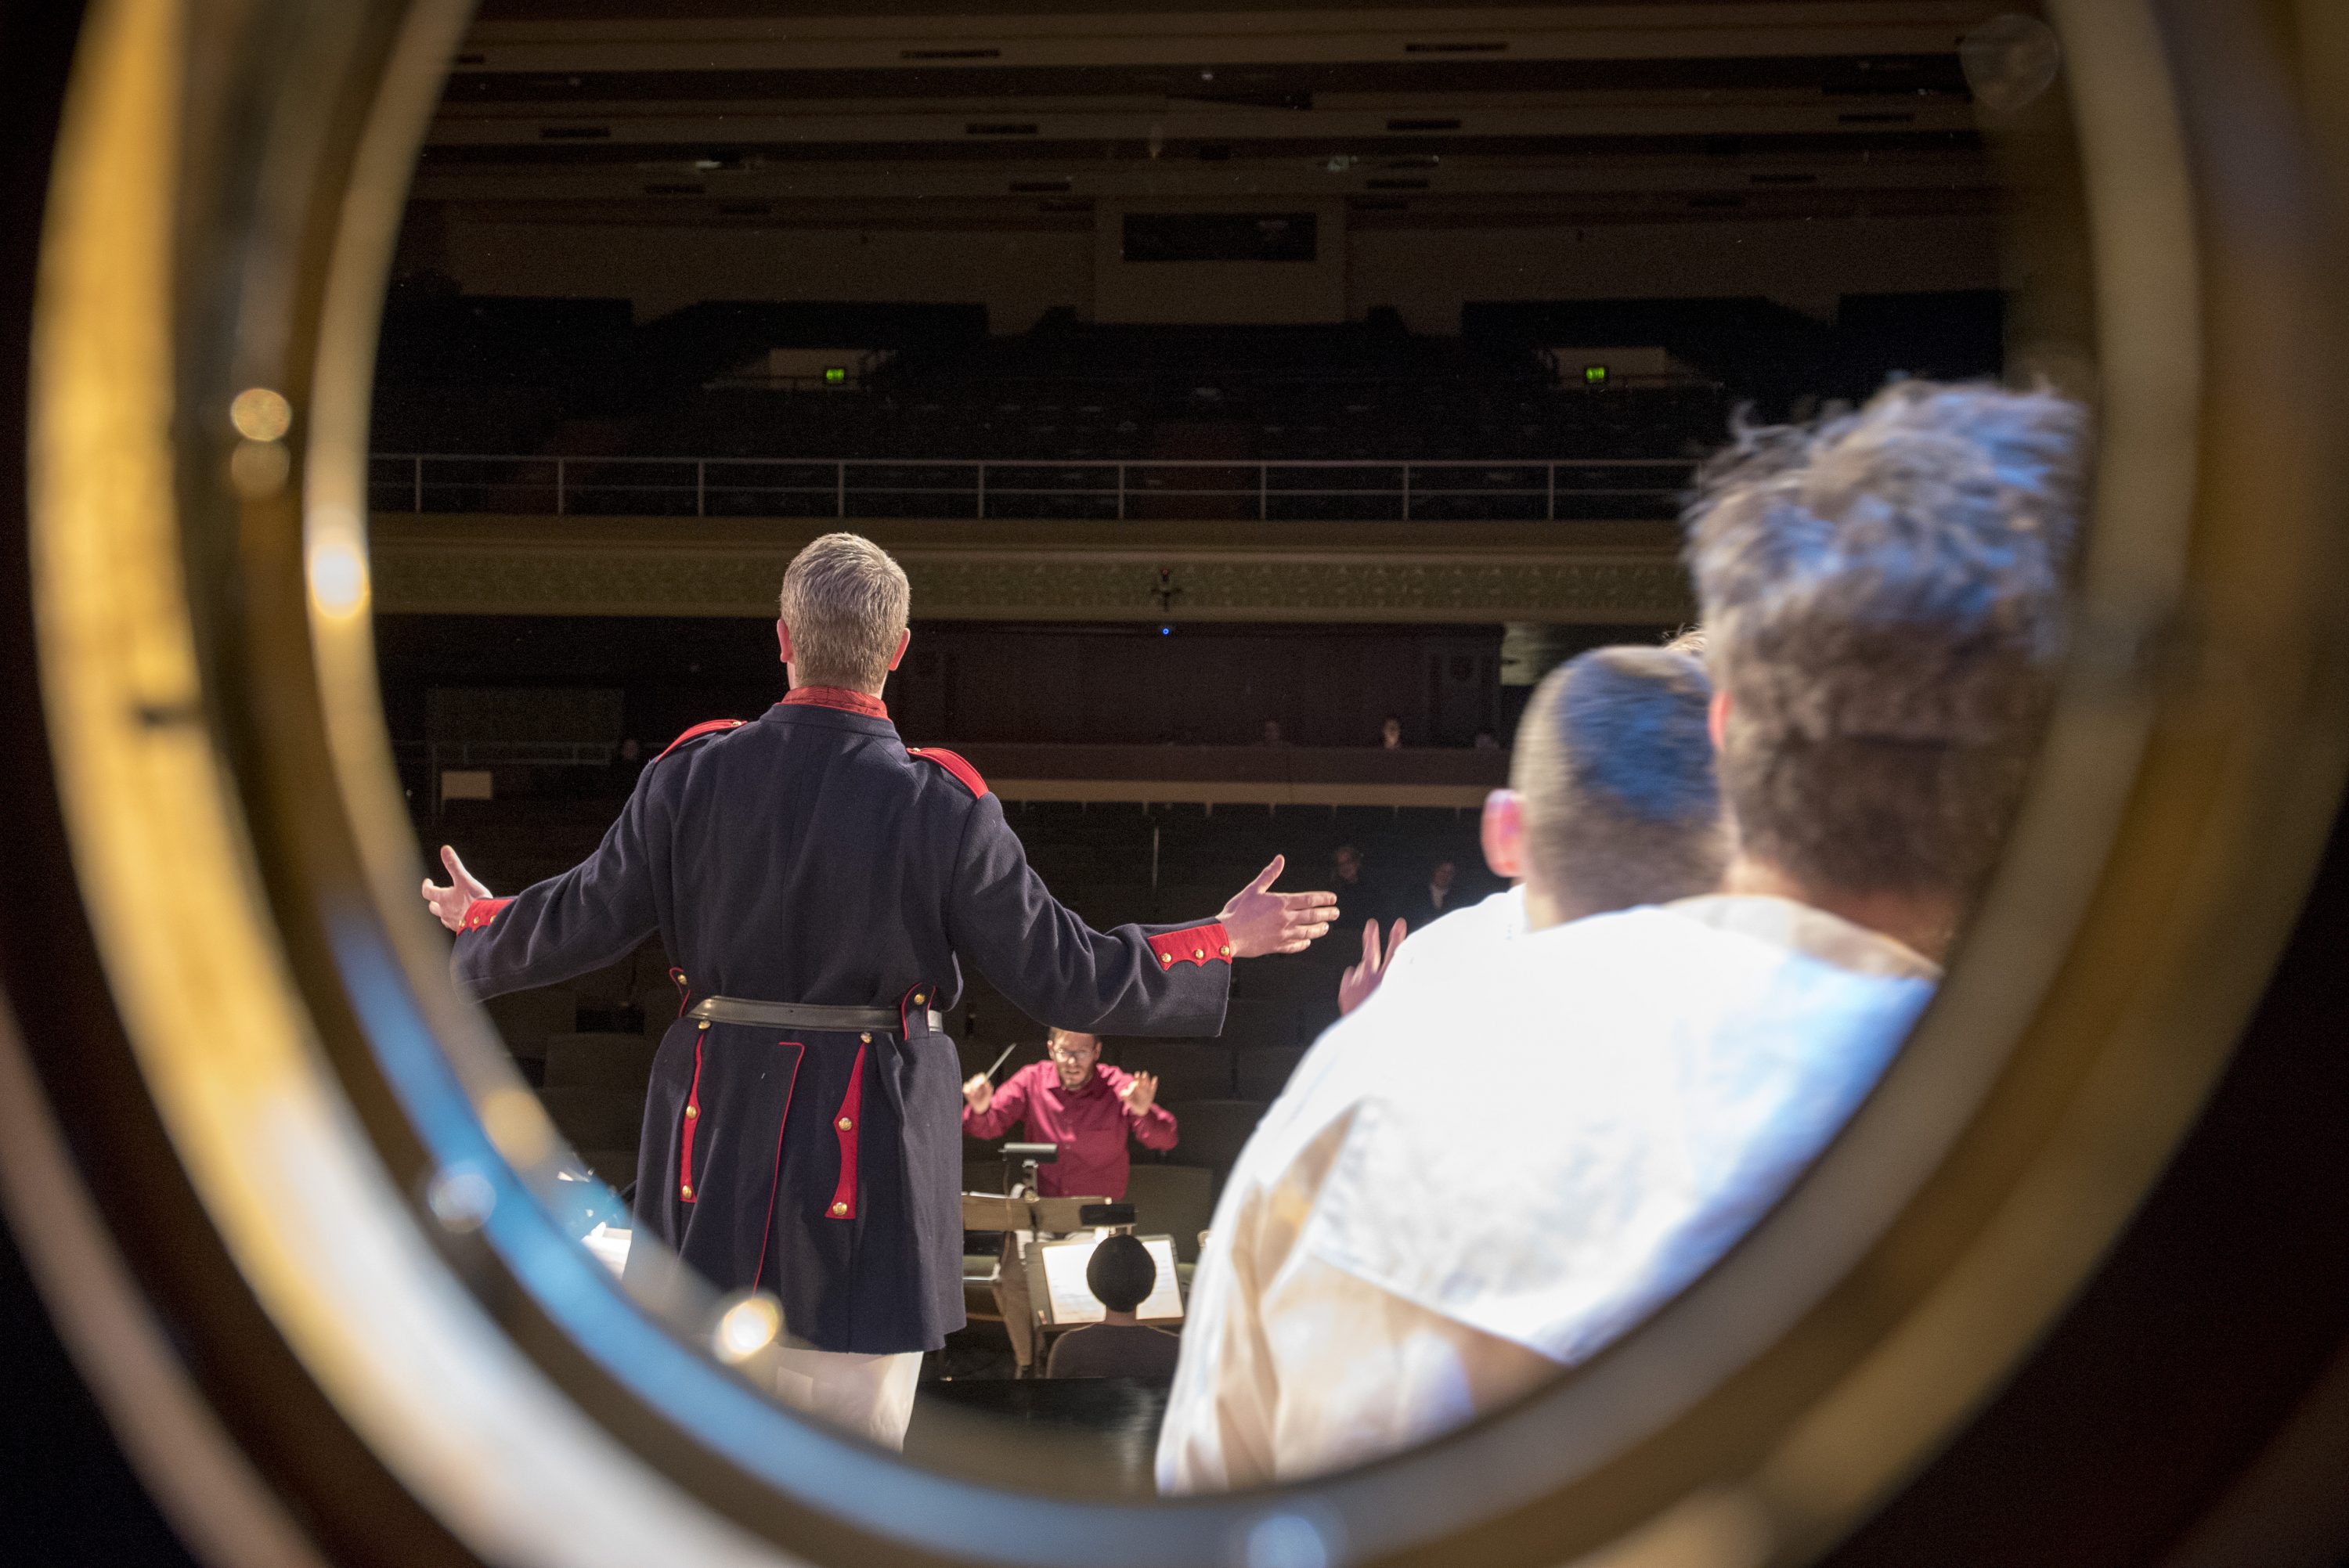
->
left=958, top=1192, right=1027, bottom=1231
left=1001, top=1139, right=1056, bottom=1197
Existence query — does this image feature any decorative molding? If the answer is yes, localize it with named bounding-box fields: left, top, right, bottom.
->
left=368, top=514, right=1693, bottom=623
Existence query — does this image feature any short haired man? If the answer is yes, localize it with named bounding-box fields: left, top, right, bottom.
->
left=1339, top=644, right=1727, bottom=1015
left=961, top=1029, right=1177, bottom=1201
left=1046, top=1235, right=1183, bottom=1380
left=1159, top=381, right=2084, bottom=1491
left=424, top=532, right=1337, bottom=1449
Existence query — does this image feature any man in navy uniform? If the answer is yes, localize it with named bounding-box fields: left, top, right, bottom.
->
left=421, top=532, right=1337, bottom=1448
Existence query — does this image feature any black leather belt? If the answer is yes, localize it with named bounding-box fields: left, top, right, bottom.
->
left=684, top=996, right=938, bottom=1033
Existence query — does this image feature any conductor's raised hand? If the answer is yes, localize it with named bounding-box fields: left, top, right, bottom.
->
left=1337, top=917, right=1409, bottom=1017
left=1218, top=854, right=1339, bottom=958
left=962, top=1072, right=994, bottom=1114
left=1118, top=1071, right=1160, bottom=1117
left=420, top=845, right=493, bottom=934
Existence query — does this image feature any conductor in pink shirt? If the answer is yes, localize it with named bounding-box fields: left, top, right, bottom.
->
left=962, top=1029, right=1177, bottom=1199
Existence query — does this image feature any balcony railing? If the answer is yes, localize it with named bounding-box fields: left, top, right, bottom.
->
left=368, top=454, right=1697, bottom=523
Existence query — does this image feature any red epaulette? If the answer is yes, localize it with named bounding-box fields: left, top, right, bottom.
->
left=655, top=719, right=744, bottom=762
left=908, top=747, right=988, bottom=798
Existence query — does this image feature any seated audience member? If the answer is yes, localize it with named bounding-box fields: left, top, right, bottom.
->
left=1260, top=719, right=1288, bottom=747
left=1377, top=716, right=1405, bottom=750
left=962, top=1028, right=1176, bottom=1199
left=1416, top=860, right=1461, bottom=923
left=1160, top=381, right=2085, bottom=1491
left=1340, top=643, right=1727, bottom=1015
left=1046, top=1235, right=1184, bottom=1380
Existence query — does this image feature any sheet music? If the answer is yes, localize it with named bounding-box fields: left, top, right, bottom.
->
left=1037, top=1233, right=1183, bottom=1325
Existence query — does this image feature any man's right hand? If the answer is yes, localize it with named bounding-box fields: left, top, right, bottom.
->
left=1218, top=855, right=1340, bottom=958
left=962, top=1072, right=994, bottom=1114
left=420, top=845, right=492, bottom=934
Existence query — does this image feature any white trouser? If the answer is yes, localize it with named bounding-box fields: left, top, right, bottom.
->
left=771, top=1347, right=923, bottom=1450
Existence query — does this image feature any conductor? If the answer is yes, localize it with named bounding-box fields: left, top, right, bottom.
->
left=962, top=1028, right=1174, bottom=1200
left=422, top=532, right=1337, bottom=1448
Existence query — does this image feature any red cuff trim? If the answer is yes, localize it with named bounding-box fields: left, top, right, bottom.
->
left=908, top=747, right=987, bottom=798
left=459, top=897, right=513, bottom=932
left=784, top=686, right=889, bottom=719
left=826, top=1044, right=866, bottom=1221
left=655, top=718, right=743, bottom=761
left=1149, top=922, right=1232, bottom=970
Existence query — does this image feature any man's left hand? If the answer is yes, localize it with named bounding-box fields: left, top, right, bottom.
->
left=1119, top=1071, right=1160, bottom=1116
left=1218, top=855, right=1339, bottom=957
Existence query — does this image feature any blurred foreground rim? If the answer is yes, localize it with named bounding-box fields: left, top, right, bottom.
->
left=1, top=3, right=2346, bottom=1567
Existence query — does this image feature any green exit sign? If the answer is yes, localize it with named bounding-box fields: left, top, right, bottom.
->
left=1583, top=364, right=1609, bottom=385
left=824, top=366, right=848, bottom=384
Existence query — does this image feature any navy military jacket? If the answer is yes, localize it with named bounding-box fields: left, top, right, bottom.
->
left=452, top=690, right=1235, bottom=1353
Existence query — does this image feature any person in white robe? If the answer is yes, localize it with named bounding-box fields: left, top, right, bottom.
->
left=1166, top=642, right=1734, bottom=1488
left=1159, top=380, right=2087, bottom=1492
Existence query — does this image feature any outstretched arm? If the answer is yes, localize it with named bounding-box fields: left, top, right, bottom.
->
left=947, top=798, right=1338, bottom=1037
left=426, top=788, right=662, bottom=1001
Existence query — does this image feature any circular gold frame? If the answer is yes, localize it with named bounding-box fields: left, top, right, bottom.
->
left=5, top=3, right=2347, bottom=1566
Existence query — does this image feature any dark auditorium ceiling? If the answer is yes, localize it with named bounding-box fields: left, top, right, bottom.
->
left=407, top=2, right=2010, bottom=231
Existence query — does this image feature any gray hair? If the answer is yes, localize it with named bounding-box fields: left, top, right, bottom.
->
left=778, top=532, right=911, bottom=690
left=1513, top=645, right=1728, bottom=914
left=1683, top=380, right=2087, bottom=899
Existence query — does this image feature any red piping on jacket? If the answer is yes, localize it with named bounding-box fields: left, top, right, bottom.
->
left=750, top=1043, right=805, bottom=1295
left=678, top=1034, right=707, bottom=1203
left=897, top=980, right=933, bottom=1044
left=782, top=687, right=889, bottom=719
left=826, top=1044, right=866, bottom=1221
left=655, top=718, right=743, bottom=762
left=907, top=747, right=987, bottom=798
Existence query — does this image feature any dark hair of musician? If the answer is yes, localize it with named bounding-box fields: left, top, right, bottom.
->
left=1511, top=645, right=1728, bottom=917
left=1085, top=1234, right=1159, bottom=1314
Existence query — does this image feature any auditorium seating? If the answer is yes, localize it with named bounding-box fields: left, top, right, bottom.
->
left=1124, top=1165, right=1216, bottom=1264
left=370, top=301, right=1751, bottom=523
left=536, top=1085, right=641, bottom=1154
left=1105, top=1041, right=1234, bottom=1103
left=1235, top=1047, right=1308, bottom=1103
left=1160, top=1101, right=1275, bottom=1199
left=541, top=1033, right=659, bottom=1098
left=373, top=290, right=2001, bottom=518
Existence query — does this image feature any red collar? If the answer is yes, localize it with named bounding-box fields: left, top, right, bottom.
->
left=782, top=686, right=889, bottom=719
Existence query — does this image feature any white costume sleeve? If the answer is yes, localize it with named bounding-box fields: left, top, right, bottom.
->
left=1156, top=1046, right=1558, bottom=1493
